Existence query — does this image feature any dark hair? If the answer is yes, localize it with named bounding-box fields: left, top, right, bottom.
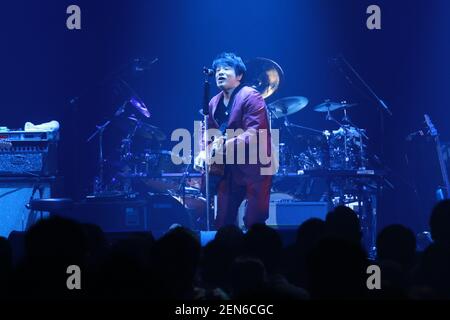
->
left=212, top=52, right=246, bottom=76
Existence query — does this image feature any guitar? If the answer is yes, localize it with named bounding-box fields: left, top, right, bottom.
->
left=0, top=139, right=12, bottom=149
left=424, top=114, right=450, bottom=200
left=194, top=135, right=226, bottom=176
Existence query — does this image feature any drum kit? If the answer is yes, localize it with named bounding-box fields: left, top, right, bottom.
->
left=87, top=57, right=378, bottom=230
left=271, top=98, right=369, bottom=174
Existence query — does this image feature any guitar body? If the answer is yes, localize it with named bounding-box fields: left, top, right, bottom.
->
left=195, top=135, right=226, bottom=176
left=193, top=134, right=227, bottom=195
left=207, top=137, right=225, bottom=177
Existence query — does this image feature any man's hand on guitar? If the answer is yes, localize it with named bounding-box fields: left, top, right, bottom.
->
left=210, top=136, right=225, bottom=158
left=193, top=136, right=226, bottom=172
left=194, top=150, right=206, bottom=172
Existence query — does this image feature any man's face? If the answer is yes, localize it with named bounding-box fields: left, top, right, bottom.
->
left=215, top=65, right=242, bottom=91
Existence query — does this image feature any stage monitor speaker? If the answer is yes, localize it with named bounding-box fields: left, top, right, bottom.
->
left=238, top=193, right=329, bottom=228
left=0, top=178, right=52, bottom=237
left=64, top=195, right=192, bottom=236
left=68, top=200, right=150, bottom=233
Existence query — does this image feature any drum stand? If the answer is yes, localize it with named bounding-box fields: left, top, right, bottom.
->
left=341, top=107, right=369, bottom=169
left=87, top=100, right=129, bottom=196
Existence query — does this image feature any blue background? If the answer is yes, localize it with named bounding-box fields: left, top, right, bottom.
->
left=1, top=0, right=449, bottom=233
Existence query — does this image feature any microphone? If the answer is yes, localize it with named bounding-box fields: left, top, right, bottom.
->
left=133, top=57, right=158, bottom=72
left=203, top=67, right=215, bottom=76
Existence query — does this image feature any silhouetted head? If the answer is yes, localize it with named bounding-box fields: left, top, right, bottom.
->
left=243, top=224, right=282, bottom=274
left=429, top=200, right=450, bottom=247
left=377, top=224, right=416, bottom=268
left=25, top=216, right=87, bottom=265
left=20, top=217, right=88, bottom=298
left=230, top=256, right=266, bottom=298
left=201, top=239, right=232, bottom=291
left=81, top=223, right=108, bottom=255
left=307, top=237, right=368, bottom=299
left=416, top=242, right=450, bottom=298
left=326, top=206, right=362, bottom=245
left=150, top=227, right=201, bottom=298
left=215, top=225, right=244, bottom=248
left=200, top=226, right=244, bottom=291
left=296, top=218, right=326, bottom=253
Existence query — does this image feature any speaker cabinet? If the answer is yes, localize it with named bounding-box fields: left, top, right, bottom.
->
left=69, top=200, right=150, bottom=233
left=0, top=178, right=55, bottom=237
left=239, top=193, right=329, bottom=228
left=59, top=195, right=192, bottom=236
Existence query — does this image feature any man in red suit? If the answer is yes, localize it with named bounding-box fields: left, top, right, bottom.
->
left=195, top=52, right=274, bottom=229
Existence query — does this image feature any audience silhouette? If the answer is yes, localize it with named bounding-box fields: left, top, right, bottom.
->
left=0, top=201, right=449, bottom=300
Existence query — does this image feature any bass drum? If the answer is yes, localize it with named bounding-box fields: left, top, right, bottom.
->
left=237, top=192, right=295, bottom=228
left=140, top=150, right=187, bottom=193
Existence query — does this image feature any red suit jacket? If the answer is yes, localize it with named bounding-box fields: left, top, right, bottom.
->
left=206, top=86, right=273, bottom=184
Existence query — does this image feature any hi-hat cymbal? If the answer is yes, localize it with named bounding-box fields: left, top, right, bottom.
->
left=129, top=96, right=150, bottom=118
left=245, top=57, right=284, bottom=99
left=268, top=96, right=309, bottom=118
left=313, top=101, right=357, bottom=112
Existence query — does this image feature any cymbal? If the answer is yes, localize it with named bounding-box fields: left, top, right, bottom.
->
left=245, top=57, right=284, bottom=99
left=129, top=96, right=150, bottom=118
left=268, top=96, right=309, bottom=118
left=127, top=117, right=166, bottom=141
left=313, top=101, right=357, bottom=112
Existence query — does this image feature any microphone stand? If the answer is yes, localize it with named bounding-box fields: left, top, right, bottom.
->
left=339, top=55, right=392, bottom=116
left=202, top=71, right=212, bottom=231
left=336, top=55, right=392, bottom=161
